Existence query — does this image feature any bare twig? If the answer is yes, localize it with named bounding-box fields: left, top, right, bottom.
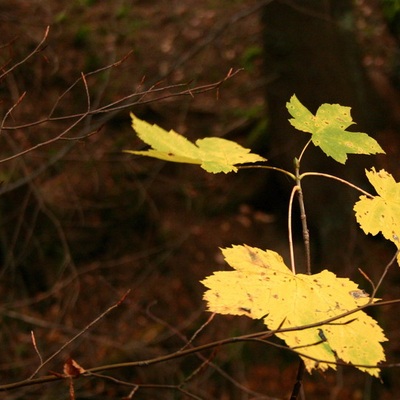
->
left=0, top=26, right=49, bottom=80
left=0, top=69, right=240, bottom=200
left=0, top=91, right=26, bottom=133
left=1, top=68, right=242, bottom=132
left=2, top=295, right=400, bottom=393
left=28, top=290, right=130, bottom=380
left=181, top=312, right=216, bottom=351
left=145, top=306, right=269, bottom=398
left=372, top=249, right=400, bottom=298
left=30, top=331, right=43, bottom=366
left=0, top=76, right=91, bottom=164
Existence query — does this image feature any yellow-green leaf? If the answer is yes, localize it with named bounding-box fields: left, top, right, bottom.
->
left=286, top=95, right=385, bottom=164
left=354, top=168, right=400, bottom=264
left=201, top=245, right=386, bottom=376
left=125, top=114, right=266, bottom=173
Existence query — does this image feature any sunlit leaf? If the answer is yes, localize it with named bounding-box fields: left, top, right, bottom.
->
left=202, top=245, right=386, bottom=376
left=286, top=95, right=385, bottom=163
left=125, top=114, right=266, bottom=173
left=354, top=168, right=400, bottom=263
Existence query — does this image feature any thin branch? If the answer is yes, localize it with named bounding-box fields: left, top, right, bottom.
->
left=372, top=249, right=400, bottom=298
left=2, top=295, right=400, bottom=393
left=357, top=268, right=375, bottom=292
left=47, top=51, right=132, bottom=120
left=30, top=331, right=43, bottom=366
left=0, top=107, right=88, bottom=164
left=0, top=69, right=240, bottom=181
left=288, top=185, right=300, bottom=273
left=180, top=350, right=218, bottom=387
left=0, top=26, right=49, bottom=80
left=294, top=158, right=311, bottom=274
left=300, top=171, right=374, bottom=198
left=238, top=164, right=296, bottom=180
left=245, top=335, right=392, bottom=371
left=48, top=300, right=400, bottom=371
left=0, top=91, right=26, bottom=133
left=1, top=69, right=242, bottom=131
left=27, top=290, right=130, bottom=380
left=180, top=313, right=216, bottom=351
left=83, top=372, right=139, bottom=389
left=290, top=360, right=305, bottom=400
left=81, top=72, right=91, bottom=114
left=145, top=306, right=267, bottom=398
left=0, top=70, right=240, bottom=197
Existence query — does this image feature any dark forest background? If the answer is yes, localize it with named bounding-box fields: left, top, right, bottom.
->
left=1, top=1, right=400, bottom=399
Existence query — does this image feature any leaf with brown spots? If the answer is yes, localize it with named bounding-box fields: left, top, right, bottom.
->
left=201, top=245, right=386, bottom=376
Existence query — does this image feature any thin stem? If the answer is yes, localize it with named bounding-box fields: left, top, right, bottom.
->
left=294, top=158, right=311, bottom=274
left=238, top=164, right=296, bottom=180
left=297, top=139, right=312, bottom=164
left=30, top=331, right=43, bottom=366
left=83, top=300, right=394, bottom=373
left=300, top=172, right=374, bottom=198
left=290, top=360, right=305, bottom=400
left=288, top=185, right=301, bottom=273
left=0, top=26, right=49, bottom=80
left=0, top=92, right=26, bottom=135
left=372, top=249, right=400, bottom=298
left=28, top=290, right=130, bottom=379
left=3, top=297, right=400, bottom=392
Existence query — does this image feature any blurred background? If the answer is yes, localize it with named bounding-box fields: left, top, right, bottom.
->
left=1, top=1, right=400, bottom=399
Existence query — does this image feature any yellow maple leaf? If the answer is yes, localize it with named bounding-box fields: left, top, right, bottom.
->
left=126, top=114, right=266, bottom=173
left=354, top=168, right=400, bottom=264
left=201, top=245, right=387, bottom=376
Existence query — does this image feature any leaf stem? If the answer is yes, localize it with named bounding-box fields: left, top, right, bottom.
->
left=238, top=164, right=296, bottom=180
left=300, top=172, right=374, bottom=198
left=297, top=139, right=312, bottom=164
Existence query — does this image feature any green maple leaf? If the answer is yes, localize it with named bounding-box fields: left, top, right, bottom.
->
left=354, top=168, right=400, bottom=264
left=286, top=95, right=385, bottom=163
left=125, top=114, right=266, bottom=173
left=202, top=245, right=386, bottom=376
